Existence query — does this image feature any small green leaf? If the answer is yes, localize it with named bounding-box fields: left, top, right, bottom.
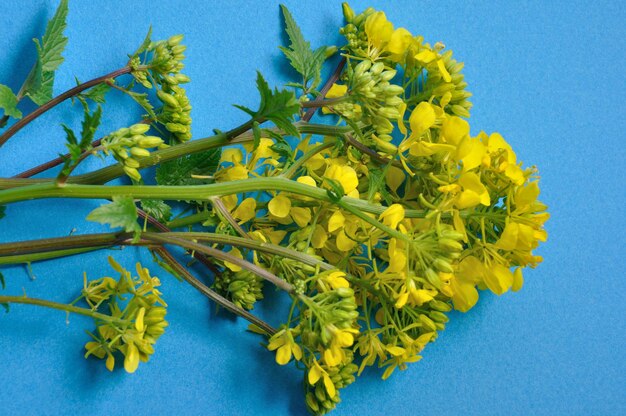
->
left=156, top=149, right=221, bottom=187
left=23, top=0, right=69, bottom=104
left=131, top=26, right=153, bottom=59
left=37, top=0, right=69, bottom=72
left=87, top=196, right=141, bottom=237
left=59, top=104, right=102, bottom=177
left=279, top=5, right=327, bottom=90
left=24, top=69, right=54, bottom=105
left=79, top=83, right=110, bottom=104
left=0, top=84, right=22, bottom=120
left=123, top=90, right=156, bottom=120
left=0, top=271, right=5, bottom=290
left=235, top=72, right=300, bottom=137
left=140, top=200, right=172, bottom=223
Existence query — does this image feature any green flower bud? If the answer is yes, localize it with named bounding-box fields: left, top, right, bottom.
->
left=342, top=2, right=355, bottom=22
left=129, top=124, right=150, bottom=135
left=167, top=34, right=184, bottom=46
left=433, top=258, right=454, bottom=273
left=138, top=136, right=164, bottom=148
left=130, top=147, right=151, bottom=158
left=123, top=167, right=141, bottom=182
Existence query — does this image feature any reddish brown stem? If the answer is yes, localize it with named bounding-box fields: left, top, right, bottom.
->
left=0, top=66, right=133, bottom=147
left=302, top=57, right=346, bottom=122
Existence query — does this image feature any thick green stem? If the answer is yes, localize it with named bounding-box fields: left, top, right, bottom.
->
left=0, top=177, right=429, bottom=220
left=0, top=295, right=125, bottom=324
left=0, top=247, right=103, bottom=265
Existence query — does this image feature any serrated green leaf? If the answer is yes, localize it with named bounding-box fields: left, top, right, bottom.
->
left=38, top=0, right=69, bottom=72
left=123, top=90, right=156, bottom=120
left=236, top=72, right=300, bottom=137
left=279, top=5, right=327, bottom=90
left=80, top=83, right=110, bottom=104
left=79, top=103, right=102, bottom=148
left=87, top=196, right=141, bottom=238
left=0, top=84, right=22, bottom=120
left=24, top=69, right=54, bottom=105
left=140, top=200, right=172, bottom=223
left=156, top=148, right=221, bottom=187
left=131, top=26, right=153, bottom=59
left=23, top=0, right=69, bottom=105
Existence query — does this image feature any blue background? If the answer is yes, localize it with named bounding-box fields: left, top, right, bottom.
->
left=0, top=1, right=624, bottom=415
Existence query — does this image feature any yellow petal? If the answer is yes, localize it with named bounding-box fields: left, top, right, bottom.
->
left=325, top=83, right=348, bottom=99
left=268, top=195, right=291, bottom=218
left=437, top=59, right=452, bottom=82
left=232, top=197, right=257, bottom=223
left=105, top=354, right=115, bottom=371
left=308, top=363, right=322, bottom=385
left=290, top=207, right=311, bottom=227
left=124, top=343, right=140, bottom=373
left=135, top=307, right=146, bottom=331
left=275, top=344, right=292, bottom=365
left=394, top=291, right=409, bottom=309
left=365, top=11, right=393, bottom=50
left=336, top=229, right=357, bottom=252
left=415, top=49, right=437, bottom=63
left=323, top=373, right=337, bottom=398
left=311, top=225, right=328, bottom=249
left=296, top=175, right=317, bottom=187
left=386, top=27, right=412, bottom=60
left=441, top=116, right=470, bottom=146
left=224, top=247, right=243, bottom=272
left=386, top=345, right=406, bottom=356
left=484, top=264, right=514, bottom=295
left=409, top=102, right=436, bottom=136
left=328, top=210, right=345, bottom=233
left=495, top=222, right=519, bottom=250
left=450, top=278, right=479, bottom=312
left=379, top=204, right=405, bottom=229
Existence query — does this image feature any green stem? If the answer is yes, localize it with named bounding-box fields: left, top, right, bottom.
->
left=281, top=141, right=334, bottom=179
left=0, top=295, right=125, bottom=324
left=0, top=177, right=429, bottom=220
left=0, top=247, right=103, bottom=265
left=0, top=123, right=352, bottom=189
left=141, top=233, right=294, bottom=293
left=154, top=232, right=333, bottom=271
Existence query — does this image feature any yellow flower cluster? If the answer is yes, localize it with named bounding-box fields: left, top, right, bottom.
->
left=83, top=257, right=168, bottom=373
left=198, top=4, right=547, bottom=414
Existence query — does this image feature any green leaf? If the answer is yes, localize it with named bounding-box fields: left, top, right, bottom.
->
left=131, top=26, right=153, bottom=59
left=79, top=83, right=110, bottom=104
left=123, top=90, right=156, bottom=120
left=24, top=69, right=54, bottom=105
left=86, top=196, right=141, bottom=237
left=59, top=104, right=102, bottom=177
left=0, top=84, right=22, bottom=120
left=279, top=5, right=327, bottom=90
left=37, top=0, right=69, bottom=72
left=156, top=148, right=221, bottom=187
left=235, top=72, right=300, bottom=137
left=140, top=200, right=172, bottom=223
left=0, top=206, right=5, bottom=220
left=23, top=0, right=69, bottom=105
left=0, top=271, right=5, bottom=290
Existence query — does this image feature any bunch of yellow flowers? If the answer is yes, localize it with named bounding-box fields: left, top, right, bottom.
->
left=202, top=4, right=548, bottom=414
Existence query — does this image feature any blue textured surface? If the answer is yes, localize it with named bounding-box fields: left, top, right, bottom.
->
left=1, top=1, right=625, bottom=415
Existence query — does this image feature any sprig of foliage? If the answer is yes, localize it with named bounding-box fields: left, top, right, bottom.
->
left=23, top=0, right=70, bottom=105
left=234, top=72, right=300, bottom=137
left=58, top=103, right=102, bottom=180
left=86, top=196, right=141, bottom=240
left=279, top=5, right=328, bottom=92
